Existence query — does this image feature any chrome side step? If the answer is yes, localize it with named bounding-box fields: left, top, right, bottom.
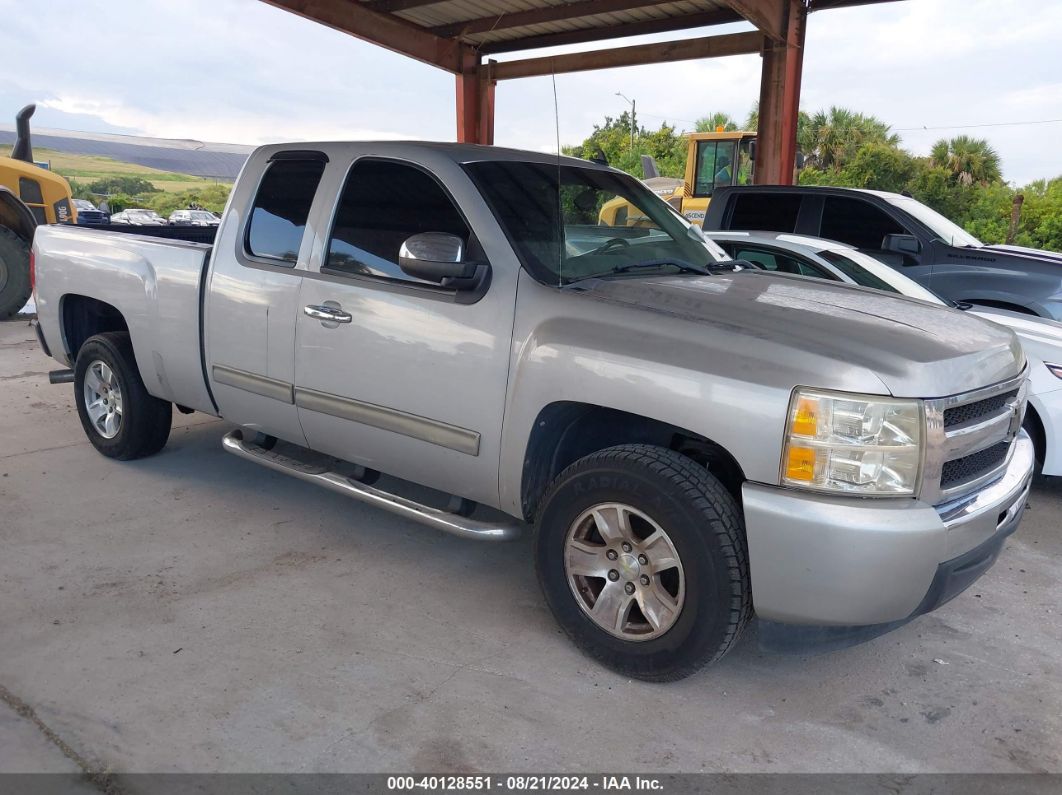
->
left=221, top=430, right=523, bottom=542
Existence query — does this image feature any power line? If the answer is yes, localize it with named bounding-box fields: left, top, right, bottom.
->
left=893, top=118, right=1062, bottom=132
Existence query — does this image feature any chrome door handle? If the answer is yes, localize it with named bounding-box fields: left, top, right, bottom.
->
left=304, top=304, right=352, bottom=324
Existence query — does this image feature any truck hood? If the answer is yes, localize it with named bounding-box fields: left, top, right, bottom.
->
left=571, top=271, right=1024, bottom=397
left=981, top=243, right=1062, bottom=265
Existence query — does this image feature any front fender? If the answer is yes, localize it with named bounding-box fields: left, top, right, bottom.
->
left=0, top=187, right=37, bottom=242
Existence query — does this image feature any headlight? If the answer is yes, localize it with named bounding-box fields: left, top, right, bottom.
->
left=1046, top=363, right=1062, bottom=380
left=781, top=388, right=923, bottom=495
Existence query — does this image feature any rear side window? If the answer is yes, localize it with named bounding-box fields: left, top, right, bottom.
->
left=731, top=245, right=832, bottom=278
left=728, top=194, right=801, bottom=232
left=819, top=197, right=906, bottom=250
left=246, top=158, right=326, bottom=263
left=325, top=159, right=470, bottom=284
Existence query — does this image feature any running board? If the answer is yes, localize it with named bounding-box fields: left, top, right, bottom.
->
left=221, top=430, right=523, bottom=542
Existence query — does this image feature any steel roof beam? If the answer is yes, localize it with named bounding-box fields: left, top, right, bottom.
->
left=261, top=0, right=467, bottom=71
left=483, top=29, right=762, bottom=79
left=477, top=8, right=742, bottom=53
left=719, top=0, right=787, bottom=42
left=431, top=0, right=676, bottom=39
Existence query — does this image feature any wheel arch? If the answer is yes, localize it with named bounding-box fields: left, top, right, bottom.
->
left=520, top=401, right=746, bottom=521
left=61, top=294, right=130, bottom=361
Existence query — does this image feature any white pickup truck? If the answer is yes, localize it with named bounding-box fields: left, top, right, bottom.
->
left=32, top=142, right=1034, bottom=680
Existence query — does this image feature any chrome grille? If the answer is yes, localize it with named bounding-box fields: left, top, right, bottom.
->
left=921, top=371, right=1028, bottom=506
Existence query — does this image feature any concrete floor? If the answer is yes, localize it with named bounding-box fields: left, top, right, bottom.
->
left=1, top=318, right=1060, bottom=775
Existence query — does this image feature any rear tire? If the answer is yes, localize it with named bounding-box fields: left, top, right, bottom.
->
left=0, top=227, right=31, bottom=320
left=74, top=332, right=172, bottom=460
left=534, top=444, right=751, bottom=681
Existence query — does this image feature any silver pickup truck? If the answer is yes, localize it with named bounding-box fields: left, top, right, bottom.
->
left=32, top=142, right=1035, bottom=681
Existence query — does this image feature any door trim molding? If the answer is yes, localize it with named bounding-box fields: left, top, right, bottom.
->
left=294, top=387, right=481, bottom=456
left=212, top=365, right=294, bottom=404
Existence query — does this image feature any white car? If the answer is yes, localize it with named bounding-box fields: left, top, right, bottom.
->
left=168, top=209, right=220, bottom=226
left=711, top=230, right=1062, bottom=476
left=110, top=208, right=167, bottom=226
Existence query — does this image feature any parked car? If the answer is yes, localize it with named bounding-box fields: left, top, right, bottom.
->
left=72, top=199, right=109, bottom=226
left=710, top=230, right=1062, bottom=477
left=704, top=185, right=1062, bottom=321
left=31, top=142, right=1034, bottom=680
left=168, top=209, right=220, bottom=226
left=110, top=208, right=166, bottom=226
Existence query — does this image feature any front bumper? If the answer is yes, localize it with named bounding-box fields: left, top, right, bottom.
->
left=742, top=431, right=1034, bottom=631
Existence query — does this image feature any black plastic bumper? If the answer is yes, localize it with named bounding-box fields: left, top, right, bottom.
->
left=33, top=319, right=51, bottom=358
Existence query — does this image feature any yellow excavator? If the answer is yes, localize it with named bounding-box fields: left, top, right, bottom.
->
left=599, top=129, right=757, bottom=228
left=1, top=104, right=76, bottom=318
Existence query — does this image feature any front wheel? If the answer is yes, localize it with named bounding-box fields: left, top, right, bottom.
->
left=74, top=332, right=172, bottom=460
left=534, top=444, right=751, bottom=681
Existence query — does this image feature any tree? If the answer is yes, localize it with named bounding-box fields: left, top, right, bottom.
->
left=86, top=175, right=160, bottom=197
left=839, top=142, right=917, bottom=193
left=801, top=107, right=899, bottom=171
left=929, top=135, right=1002, bottom=185
left=563, top=113, right=685, bottom=178
left=695, top=112, right=738, bottom=133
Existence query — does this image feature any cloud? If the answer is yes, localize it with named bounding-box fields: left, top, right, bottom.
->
left=4, top=0, right=1061, bottom=184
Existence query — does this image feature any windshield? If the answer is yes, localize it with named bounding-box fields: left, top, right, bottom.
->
left=191, top=211, right=216, bottom=220
left=464, top=160, right=731, bottom=285
left=74, top=199, right=95, bottom=210
left=819, top=249, right=945, bottom=305
left=887, top=196, right=983, bottom=248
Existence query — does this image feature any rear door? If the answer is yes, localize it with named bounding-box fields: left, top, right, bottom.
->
left=291, top=155, right=518, bottom=507
left=204, top=151, right=328, bottom=445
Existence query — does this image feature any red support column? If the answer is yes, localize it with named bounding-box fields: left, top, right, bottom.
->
left=456, top=54, right=496, bottom=145
left=754, top=0, right=806, bottom=185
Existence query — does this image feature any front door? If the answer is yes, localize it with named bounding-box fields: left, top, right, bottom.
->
left=292, top=156, right=517, bottom=507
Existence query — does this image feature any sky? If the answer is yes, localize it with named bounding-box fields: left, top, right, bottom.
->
left=5, top=0, right=1062, bottom=185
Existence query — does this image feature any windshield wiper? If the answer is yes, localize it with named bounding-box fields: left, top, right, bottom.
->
left=565, top=258, right=733, bottom=284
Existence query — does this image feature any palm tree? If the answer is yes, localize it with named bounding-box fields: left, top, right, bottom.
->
left=695, top=112, right=739, bottom=132
left=799, top=107, right=898, bottom=171
left=929, top=135, right=1002, bottom=185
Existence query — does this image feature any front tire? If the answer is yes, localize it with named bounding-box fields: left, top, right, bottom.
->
left=74, top=332, right=172, bottom=460
left=534, top=444, right=751, bottom=681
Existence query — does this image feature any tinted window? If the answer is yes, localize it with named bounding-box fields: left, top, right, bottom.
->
left=730, top=245, right=831, bottom=278
left=819, top=197, right=906, bottom=250
left=247, top=159, right=325, bottom=263
left=819, top=250, right=899, bottom=293
left=729, top=194, right=801, bottom=232
left=325, top=160, right=470, bottom=284
left=693, top=140, right=739, bottom=197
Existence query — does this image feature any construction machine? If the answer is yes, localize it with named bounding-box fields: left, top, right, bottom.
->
left=598, top=130, right=757, bottom=228
left=0, top=104, right=76, bottom=318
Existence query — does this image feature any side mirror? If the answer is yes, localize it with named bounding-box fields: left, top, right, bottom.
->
left=748, top=140, right=756, bottom=163
left=398, top=232, right=488, bottom=290
left=882, top=233, right=921, bottom=257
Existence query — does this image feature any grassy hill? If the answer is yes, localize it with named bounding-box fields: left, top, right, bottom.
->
left=0, top=145, right=226, bottom=193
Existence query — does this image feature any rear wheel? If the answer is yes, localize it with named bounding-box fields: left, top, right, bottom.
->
left=534, top=444, right=751, bottom=681
left=0, top=226, right=31, bottom=320
left=74, top=332, right=172, bottom=459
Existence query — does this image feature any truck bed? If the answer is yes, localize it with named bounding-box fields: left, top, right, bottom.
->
left=70, top=222, right=218, bottom=245
left=32, top=225, right=217, bottom=415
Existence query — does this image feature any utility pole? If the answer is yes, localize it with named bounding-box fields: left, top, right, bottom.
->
left=616, top=91, right=636, bottom=151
